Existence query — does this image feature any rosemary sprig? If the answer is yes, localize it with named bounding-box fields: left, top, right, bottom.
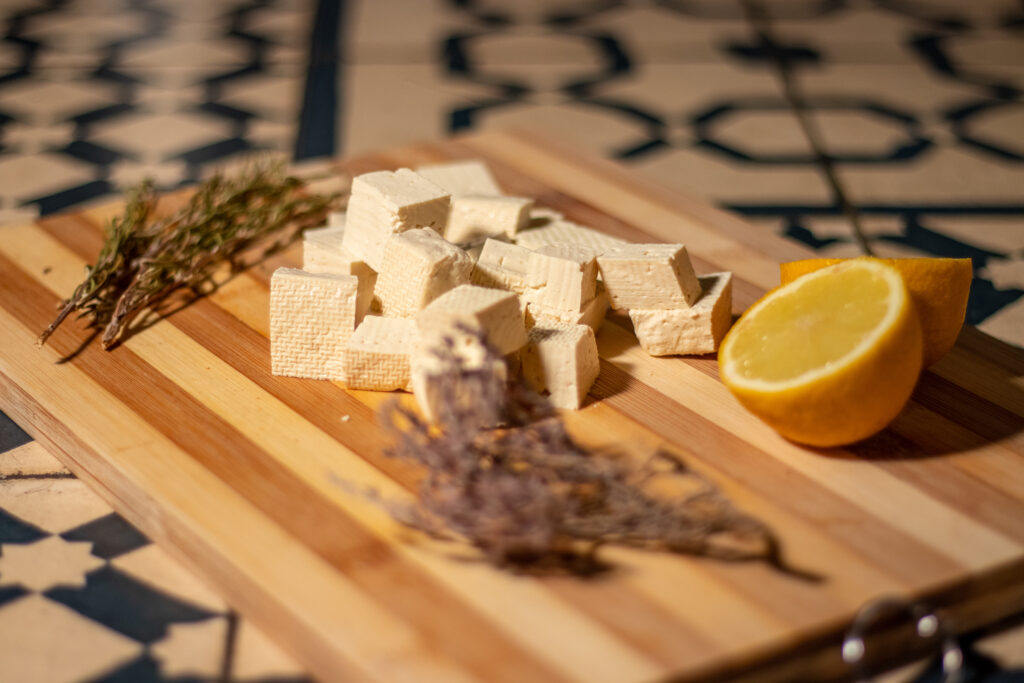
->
left=39, top=162, right=343, bottom=349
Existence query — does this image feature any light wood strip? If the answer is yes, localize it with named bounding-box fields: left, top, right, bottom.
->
left=7, top=223, right=669, bottom=683
left=0, top=306, right=475, bottom=683
left=595, top=321, right=1022, bottom=570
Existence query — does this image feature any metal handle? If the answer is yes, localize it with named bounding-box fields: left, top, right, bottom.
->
left=843, top=596, right=964, bottom=682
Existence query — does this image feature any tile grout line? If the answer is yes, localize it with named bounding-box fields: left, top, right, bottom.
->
left=294, top=0, right=344, bottom=160
left=739, top=0, right=875, bottom=257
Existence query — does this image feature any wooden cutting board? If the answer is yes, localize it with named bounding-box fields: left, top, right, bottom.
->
left=2, top=129, right=1023, bottom=683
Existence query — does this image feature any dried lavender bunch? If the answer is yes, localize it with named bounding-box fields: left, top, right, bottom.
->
left=40, top=162, right=342, bottom=349
left=383, top=330, right=808, bottom=578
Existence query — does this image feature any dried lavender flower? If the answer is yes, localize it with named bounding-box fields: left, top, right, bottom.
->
left=381, top=328, right=813, bottom=579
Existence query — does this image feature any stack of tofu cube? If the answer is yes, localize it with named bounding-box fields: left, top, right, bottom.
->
left=270, top=160, right=732, bottom=420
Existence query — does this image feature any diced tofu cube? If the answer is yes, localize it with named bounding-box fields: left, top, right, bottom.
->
left=470, top=238, right=531, bottom=293
left=522, top=322, right=600, bottom=410
left=327, top=210, right=347, bottom=227
left=410, top=333, right=507, bottom=426
left=416, top=284, right=527, bottom=356
left=446, top=195, right=533, bottom=244
left=344, top=316, right=417, bottom=391
left=524, top=243, right=598, bottom=313
left=415, top=160, right=503, bottom=197
left=526, top=284, right=609, bottom=333
left=302, top=225, right=377, bottom=323
left=270, top=268, right=358, bottom=381
left=373, top=228, right=474, bottom=318
left=515, top=219, right=626, bottom=255
left=597, top=243, right=702, bottom=310
left=628, top=272, right=733, bottom=356
left=341, top=168, right=450, bottom=271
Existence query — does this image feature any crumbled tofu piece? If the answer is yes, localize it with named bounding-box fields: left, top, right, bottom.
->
left=597, top=243, right=702, bottom=310
left=446, top=195, right=533, bottom=244
left=526, top=285, right=609, bottom=333
left=628, top=273, right=733, bottom=356
left=341, top=168, right=450, bottom=270
left=522, top=322, right=600, bottom=410
left=524, top=243, right=598, bottom=313
left=515, top=219, right=626, bottom=254
left=302, top=225, right=377, bottom=322
left=410, top=333, right=507, bottom=426
left=417, top=284, right=527, bottom=356
left=344, top=316, right=417, bottom=391
left=270, top=268, right=357, bottom=381
left=471, top=238, right=532, bottom=293
left=373, top=228, right=474, bottom=318
left=415, top=160, right=503, bottom=197
left=327, top=211, right=347, bottom=227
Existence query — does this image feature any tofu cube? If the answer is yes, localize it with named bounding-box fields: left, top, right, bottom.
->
left=526, top=284, right=609, bottom=333
left=373, top=228, right=474, bottom=318
left=446, top=195, right=533, bottom=245
left=302, top=225, right=377, bottom=323
left=415, top=160, right=503, bottom=197
left=597, top=243, right=702, bottom=310
left=341, top=168, right=450, bottom=271
left=410, top=334, right=507, bottom=427
left=270, top=268, right=358, bottom=381
left=522, top=322, right=600, bottom=410
left=327, top=210, right=347, bottom=227
left=527, top=206, right=564, bottom=228
left=524, top=243, right=598, bottom=313
left=515, top=219, right=626, bottom=255
left=344, top=316, right=418, bottom=391
left=470, top=238, right=531, bottom=294
left=628, top=272, right=733, bottom=356
left=416, top=284, right=527, bottom=356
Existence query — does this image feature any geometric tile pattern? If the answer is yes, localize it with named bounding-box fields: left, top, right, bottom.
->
left=0, top=444, right=311, bottom=682
left=0, top=0, right=307, bottom=216
left=1, top=1, right=1023, bottom=681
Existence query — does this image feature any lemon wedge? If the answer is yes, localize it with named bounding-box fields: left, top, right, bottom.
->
left=720, top=259, right=923, bottom=447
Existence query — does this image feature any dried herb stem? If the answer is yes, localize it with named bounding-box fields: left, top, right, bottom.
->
left=40, top=162, right=343, bottom=349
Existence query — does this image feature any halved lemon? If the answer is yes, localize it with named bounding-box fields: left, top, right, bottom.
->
left=720, top=259, right=923, bottom=447
left=780, top=257, right=971, bottom=367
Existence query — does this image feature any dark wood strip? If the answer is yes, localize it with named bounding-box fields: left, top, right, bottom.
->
left=0, top=249, right=574, bottom=683
left=912, top=372, right=1024, bottom=447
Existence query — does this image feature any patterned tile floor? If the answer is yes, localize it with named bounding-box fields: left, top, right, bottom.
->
left=1, top=0, right=1022, bottom=680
